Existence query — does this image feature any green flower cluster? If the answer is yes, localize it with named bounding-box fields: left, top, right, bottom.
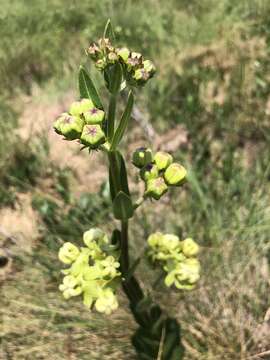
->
left=58, top=228, right=121, bottom=315
left=132, top=148, right=187, bottom=200
left=147, top=232, right=200, bottom=290
left=53, top=98, right=107, bottom=149
left=87, top=38, right=155, bottom=86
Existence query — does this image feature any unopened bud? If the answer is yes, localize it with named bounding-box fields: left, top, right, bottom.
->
left=88, top=43, right=101, bottom=60
left=59, top=242, right=80, bottom=264
left=108, top=51, right=118, bottom=64
left=70, top=99, right=94, bottom=116
left=147, top=232, right=163, bottom=248
left=145, top=177, right=168, bottom=200
left=154, top=151, right=173, bottom=171
left=140, top=163, right=159, bottom=181
left=95, top=59, right=107, bottom=71
left=54, top=113, right=84, bottom=140
left=83, top=228, right=106, bottom=248
left=117, top=47, right=130, bottom=62
left=127, top=52, right=142, bottom=70
left=80, top=124, right=106, bottom=148
left=132, top=147, right=153, bottom=168
left=84, top=108, right=105, bottom=125
left=143, top=60, right=156, bottom=75
left=98, top=37, right=111, bottom=49
left=164, top=163, right=187, bottom=186
left=181, top=238, right=199, bottom=257
left=133, top=68, right=150, bottom=82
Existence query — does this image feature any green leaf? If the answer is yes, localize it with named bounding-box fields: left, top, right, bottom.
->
left=131, top=300, right=185, bottom=360
left=108, top=151, right=130, bottom=201
left=103, top=19, right=115, bottom=41
left=104, top=63, right=122, bottom=96
left=113, top=191, right=134, bottom=220
left=78, top=66, right=103, bottom=109
left=111, top=91, right=134, bottom=150
left=118, top=151, right=130, bottom=196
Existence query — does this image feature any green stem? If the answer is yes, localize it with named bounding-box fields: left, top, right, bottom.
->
left=133, top=196, right=145, bottom=210
left=107, top=94, right=117, bottom=142
left=120, top=220, right=129, bottom=275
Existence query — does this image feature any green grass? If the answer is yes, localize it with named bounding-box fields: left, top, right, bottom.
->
left=1, top=0, right=270, bottom=358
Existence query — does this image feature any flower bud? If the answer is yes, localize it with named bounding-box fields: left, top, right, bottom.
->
left=126, top=52, right=142, bottom=70
left=133, top=68, right=150, bottom=82
left=117, top=47, right=130, bottom=62
left=70, top=99, right=94, bottom=116
left=154, top=151, right=173, bottom=171
left=59, top=242, right=80, bottom=264
left=164, top=163, right=187, bottom=186
left=80, top=124, right=106, bottom=148
left=162, top=234, right=180, bottom=251
left=95, top=58, right=107, bottom=71
left=84, top=108, right=105, bottom=125
left=95, top=288, right=119, bottom=315
left=59, top=275, right=82, bottom=299
left=145, top=177, right=168, bottom=200
left=53, top=112, right=68, bottom=135
left=147, top=232, right=163, bottom=248
left=83, top=228, right=106, bottom=248
left=181, top=238, right=199, bottom=257
left=143, top=60, right=156, bottom=75
left=132, top=147, right=153, bottom=168
left=140, top=163, right=159, bottom=181
left=108, top=51, right=118, bottom=64
left=98, top=37, right=111, bottom=49
left=54, top=113, right=84, bottom=140
left=88, top=43, right=101, bottom=60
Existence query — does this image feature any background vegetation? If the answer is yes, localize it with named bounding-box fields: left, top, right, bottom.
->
left=1, top=0, right=270, bottom=359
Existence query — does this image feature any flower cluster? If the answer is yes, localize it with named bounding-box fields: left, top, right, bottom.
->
left=132, top=148, right=187, bottom=200
left=147, top=232, right=200, bottom=290
left=58, top=228, right=121, bottom=315
left=87, top=38, right=155, bottom=86
left=53, top=98, right=106, bottom=149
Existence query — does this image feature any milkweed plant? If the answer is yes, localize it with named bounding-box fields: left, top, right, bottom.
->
left=54, top=20, right=200, bottom=359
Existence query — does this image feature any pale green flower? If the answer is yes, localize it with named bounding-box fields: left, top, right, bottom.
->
left=95, top=288, right=119, bottom=315
left=147, top=232, right=163, bottom=248
left=59, top=275, right=82, bottom=299
left=83, top=228, right=106, bottom=248
left=58, top=242, right=80, bottom=264
left=100, top=256, right=120, bottom=278
left=164, top=258, right=200, bottom=289
left=181, top=238, right=199, bottom=257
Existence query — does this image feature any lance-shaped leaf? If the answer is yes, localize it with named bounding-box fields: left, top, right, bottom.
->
left=113, top=191, right=134, bottom=220
left=78, top=66, right=103, bottom=109
left=103, top=18, right=115, bottom=41
left=109, top=151, right=130, bottom=201
left=107, top=63, right=122, bottom=95
left=111, top=91, right=134, bottom=150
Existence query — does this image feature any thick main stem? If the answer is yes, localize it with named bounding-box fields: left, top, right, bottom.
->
left=120, top=220, right=129, bottom=275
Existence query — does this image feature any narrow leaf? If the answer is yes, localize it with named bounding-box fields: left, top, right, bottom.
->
left=78, top=66, right=103, bottom=109
left=111, top=91, right=134, bottom=150
left=108, top=151, right=130, bottom=200
left=103, top=19, right=115, bottom=41
left=113, top=191, right=134, bottom=220
left=118, top=151, right=130, bottom=196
